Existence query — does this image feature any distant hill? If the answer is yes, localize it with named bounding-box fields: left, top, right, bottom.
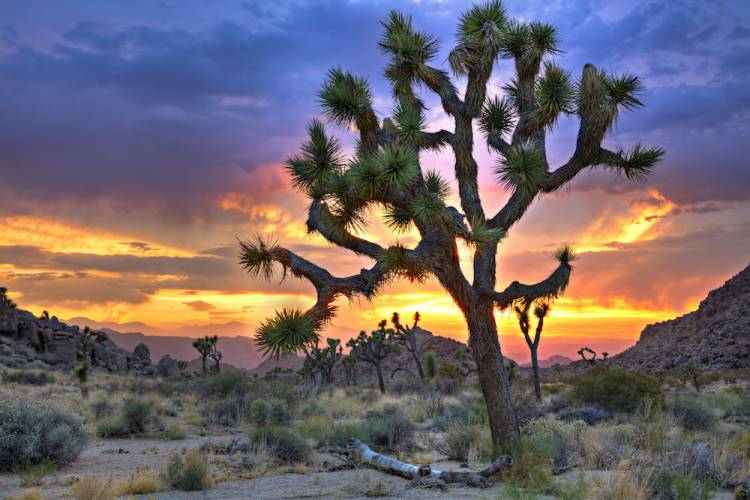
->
left=524, top=354, right=574, bottom=368
left=611, top=262, right=750, bottom=373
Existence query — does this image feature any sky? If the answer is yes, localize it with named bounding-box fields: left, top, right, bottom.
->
left=0, top=0, right=748, bottom=362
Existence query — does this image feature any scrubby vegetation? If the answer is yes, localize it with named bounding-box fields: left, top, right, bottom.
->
left=0, top=396, right=87, bottom=470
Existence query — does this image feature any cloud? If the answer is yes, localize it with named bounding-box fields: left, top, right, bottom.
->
left=183, top=300, right=214, bottom=311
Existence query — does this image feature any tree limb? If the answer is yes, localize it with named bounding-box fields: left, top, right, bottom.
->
left=307, top=200, right=385, bottom=259
left=483, top=261, right=572, bottom=310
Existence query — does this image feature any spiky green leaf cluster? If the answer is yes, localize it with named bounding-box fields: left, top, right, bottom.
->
left=348, top=156, right=384, bottom=199
left=500, top=21, right=558, bottom=67
left=424, top=169, right=451, bottom=199
left=286, top=119, right=343, bottom=194
left=375, top=144, right=420, bottom=192
left=383, top=204, right=412, bottom=233
left=553, top=244, right=577, bottom=265
left=449, top=1, right=506, bottom=75
left=576, top=66, right=645, bottom=128
left=254, top=308, right=318, bottom=358
left=239, top=235, right=283, bottom=281
left=615, top=144, right=665, bottom=182
left=496, top=142, right=547, bottom=197
left=395, top=103, right=425, bottom=145
left=380, top=11, right=438, bottom=100
left=410, top=192, right=445, bottom=224
left=479, top=96, right=515, bottom=136
left=534, top=62, right=573, bottom=129
left=469, top=216, right=506, bottom=245
left=318, top=68, right=373, bottom=126
left=377, top=244, right=427, bottom=283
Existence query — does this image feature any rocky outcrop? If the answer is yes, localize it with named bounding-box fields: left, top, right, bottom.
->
left=157, top=354, right=179, bottom=378
left=611, top=263, right=750, bottom=373
left=0, top=306, right=153, bottom=374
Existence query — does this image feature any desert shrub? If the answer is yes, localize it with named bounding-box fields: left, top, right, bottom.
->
left=727, top=431, right=750, bottom=461
left=204, top=398, right=245, bottom=426
left=205, top=371, right=248, bottom=398
left=121, top=398, right=152, bottom=433
left=18, top=460, right=56, bottom=487
left=299, top=399, right=326, bottom=418
left=115, top=469, right=163, bottom=495
left=679, top=441, right=719, bottom=483
left=324, top=422, right=371, bottom=447
left=633, top=400, right=670, bottom=452
left=672, top=398, right=718, bottom=431
left=424, top=351, right=437, bottom=379
left=365, top=408, right=415, bottom=451
left=419, top=392, right=445, bottom=419
left=0, top=396, right=87, bottom=470
left=558, top=405, right=613, bottom=425
left=435, top=376, right=461, bottom=395
left=570, top=366, right=664, bottom=413
left=270, top=398, right=291, bottom=423
left=1, top=370, right=54, bottom=386
left=251, top=426, right=310, bottom=463
left=91, top=400, right=115, bottom=420
left=439, top=425, right=481, bottom=462
left=513, top=391, right=547, bottom=425
left=164, top=424, right=187, bottom=440
left=431, top=404, right=470, bottom=431
left=96, top=415, right=129, bottom=438
left=69, top=475, right=113, bottom=500
left=651, top=468, right=708, bottom=500
left=597, top=470, right=652, bottom=500
left=162, top=450, right=212, bottom=491
left=502, top=434, right=554, bottom=490
left=297, top=415, right=333, bottom=444
left=390, top=376, right=424, bottom=395
left=437, top=363, right=463, bottom=380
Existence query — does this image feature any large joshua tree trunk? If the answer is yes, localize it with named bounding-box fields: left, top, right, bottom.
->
left=530, top=347, right=541, bottom=402
left=465, top=299, right=517, bottom=444
left=373, top=360, right=386, bottom=394
left=241, top=3, right=662, bottom=449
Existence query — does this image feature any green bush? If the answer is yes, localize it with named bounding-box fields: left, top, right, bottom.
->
left=251, top=426, right=310, bottom=463
left=1, top=370, right=55, bottom=386
left=206, top=371, right=248, bottom=397
left=162, top=450, right=212, bottom=491
left=121, top=398, right=153, bottom=433
left=440, top=425, right=480, bottom=461
left=324, top=422, right=371, bottom=447
left=164, top=424, right=187, bottom=440
left=249, top=398, right=289, bottom=426
left=299, top=399, right=326, bottom=418
left=365, top=408, right=415, bottom=451
left=96, top=415, right=129, bottom=438
left=672, top=398, right=718, bottom=431
left=570, top=366, right=664, bottom=413
left=0, top=396, right=88, bottom=470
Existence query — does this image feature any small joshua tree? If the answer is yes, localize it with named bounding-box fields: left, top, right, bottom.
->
left=240, top=1, right=662, bottom=445
left=424, top=351, right=437, bottom=380
left=391, top=311, right=425, bottom=380
left=578, top=346, right=597, bottom=366
left=0, top=288, right=16, bottom=311
left=514, top=301, right=549, bottom=401
left=506, top=359, right=518, bottom=386
left=307, top=338, right=343, bottom=386
left=208, top=341, right=223, bottom=374
left=678, top=362, right=703, bottom=392
left=602, top=351, right=609, bottom=362
left=346, top=320, right=399, bottom=393
left=74, top=358, right=90, bottom=399
left=342, top=356, right=358, bottom=386
left=192, top=336, right=218, bottom=376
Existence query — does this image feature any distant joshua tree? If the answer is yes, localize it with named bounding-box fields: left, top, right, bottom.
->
left=577, top=347, right=597, bottom=366
left=342, top=356, right=358, bottom=386
left=192, top=335, right=218, bottom=376
left=0, top=288, right=16, bottom=311
left=514, top=301, right=549, bottom=401
left=240, top=1, right=662, bottom=445
left=74, top=358, right=91, bottom=399
left=307, top=338, right=343, bottom=386
left=346, top=320, right=399, bottom=393
left=208, top=340, right=223, bottom=373
left=678, top=362, right=703, bottom=392
left=391, top=311, right=425, bottom=380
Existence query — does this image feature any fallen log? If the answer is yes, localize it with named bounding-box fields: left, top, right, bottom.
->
left=349, top=438, right=512, bottom=488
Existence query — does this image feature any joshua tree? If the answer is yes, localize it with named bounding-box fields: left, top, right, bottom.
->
left=505, top=359, right=518, bottom=386
left=514, top=301, right=549, bottom=401
left=240, top=2, right=662, bottom=445
left=192, top=335, right=218, bottom=376
left=346, top=320, right=399, bottom=393
left=391, top=311, right=425, bottom=380
left=577, top=346, right=597, bottom=366
left=0, top=287, right=16, bottom=311
left=208, top=342, right=223, bottom=373
left=424, top=351, right=437, bottom=379
left=602, top=351, right=609, bottom=362
left=307, top=337, right=343, bottom=386
left=74, top=358, right=90, bottom=399
left=342, top=356, right=358, bottom=386
left=678, top=362, right=703, bottom=392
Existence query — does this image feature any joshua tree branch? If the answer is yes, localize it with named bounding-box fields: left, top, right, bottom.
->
left=306, top=200, right=385, bottom=259
left=419, top=66, right=463, bottom=116
left=483, top=262, right=571, bottom=310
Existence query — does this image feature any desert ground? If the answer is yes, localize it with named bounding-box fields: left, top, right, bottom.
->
left=1, top=363, right=748, bottom=500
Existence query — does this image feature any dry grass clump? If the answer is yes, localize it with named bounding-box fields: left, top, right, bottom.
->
left=595, top=470, right=652, bottom=500
left=69, top=475, right=115, bottom=500
left=113, top=469, right=163, bottom=495
left=161, top=449, right=213, bottom=491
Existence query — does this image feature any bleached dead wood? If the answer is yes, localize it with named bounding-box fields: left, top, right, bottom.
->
left=349, top=438, right=512, bottom=488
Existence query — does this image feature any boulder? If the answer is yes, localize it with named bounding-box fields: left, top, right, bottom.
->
left=133, top=343, right=151, bottom=363
left=157, top=355, right=179, bottom=378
